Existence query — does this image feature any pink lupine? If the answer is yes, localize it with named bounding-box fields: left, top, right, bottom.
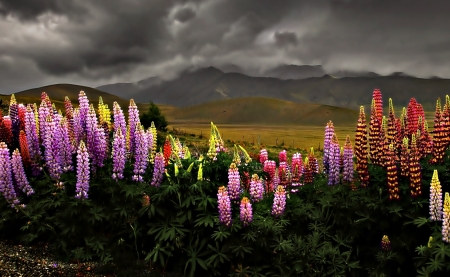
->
left=132, top=125, right=149, bottom=182
left=291, top=153, right=303, bottom=190
left=272, top=185, right=286, bottom=217
left=228, top=163, right=241, bottom=201
left=263, top=160, right=276, bottom=193
left=217, top=186, right=232, bottom=227
left=259, top=149, right=268, bottom=164
left=11, top=149, right=34, bottom=196
left=249, top=174, right=264, bottom=202
left=151, top=153, right=165, bottom=187
left=279, top=150, right=287, bottom=163
left=112, top=127, right=126, bottom=181
left=240, top=197, right=253, bottom=227
left=75, top=141, right=90, bottom=200
left=442, top=192, right=450, bottom=243
left=323, top=120, right=334, bottom=174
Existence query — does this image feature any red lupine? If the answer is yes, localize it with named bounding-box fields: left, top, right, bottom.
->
left=386, top=144, right=400, bottom=200
left=163, top=136, right=172, bottom=166
left=19, top=130, right=31, bottom=167
left=369, top=99, right=381, bottom=165
left=409, top=134, right=422, bottom=197
left=372, top=89, right=383, bottom=123
left=355, top=106, right=369, bottom=187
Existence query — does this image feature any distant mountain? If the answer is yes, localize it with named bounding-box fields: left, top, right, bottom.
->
left=96, top=76, right=161, bottom=97
left=262, top=64, right=326, bottom=80
left=329, top=70, right=380, bottom=78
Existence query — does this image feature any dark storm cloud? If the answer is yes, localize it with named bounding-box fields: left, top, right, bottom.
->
left=174, top=7, right=196, bottom=23
left=274, top=31, right=298, bottom=47
left=1, top=0, right=450, bottom=94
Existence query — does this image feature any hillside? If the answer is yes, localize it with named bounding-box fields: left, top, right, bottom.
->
left=168, top=97, right=359, bottom=126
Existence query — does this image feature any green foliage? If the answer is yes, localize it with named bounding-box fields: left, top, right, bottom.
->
left=1, top=136, right=450, bottom=276
left=140, top=102, right=168, bottom=131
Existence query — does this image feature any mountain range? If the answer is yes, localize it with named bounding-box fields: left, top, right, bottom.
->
left=96, top=65, right=450, bottom=110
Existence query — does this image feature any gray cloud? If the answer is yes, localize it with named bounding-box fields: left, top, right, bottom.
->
left=0, top=0, right=450, bottom=94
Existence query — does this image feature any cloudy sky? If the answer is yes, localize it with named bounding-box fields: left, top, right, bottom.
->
left=0, top=0, right=449, bottom=94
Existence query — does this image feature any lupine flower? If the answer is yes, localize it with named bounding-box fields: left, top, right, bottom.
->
left=308, top=148, right=318, bottom=175
left=78, top=91, right=89, bottom=133
left=263, top=160, right=276, bottom=193
left=409, top=135, right=422, bottom=197
left=343, top=136, right=354, bottom=183
left=386, top=98, right=397, bottom=146
left=407, top=98, right=420, bottom=137
left=44, top=116, right=63, bottom=181
left=386, top=144, right=400, bottom=200
left=0, top=142, right=19, bottom=207
left=113, top=102, right=127, bottom=140
left=86, top=105, right=98, bottom=163
left=381, top=235, right=391, bottom=251
left=75, top=141, right=90, bottom=200
left=328, top=133, right=340, bottom=185
left=217, top=186, right=232, bottom=227
left=399, top=138, right=409, bottom=177
left=240, top=197, right=253, bottom=227
left=151, top=153, right=165, bottom=187
left=228, top=163, right=241, bottom=201
left=0, top=110, right=12, bottom=145
left=146, top=128, right=154, bottom=161
left=11, top=149, right=34, bottom=196
left=9, top=95, right=20, bottom=151
left=132, top=124, right=149, bottom=182
left=442, top=192, right=450, bottom=243
left=373, top=89, right=383, bottom=122
left=259, top=149, right=268, bottom=164
left=59, top=118, right=74, bottom=171
left=38, top=101, right=51, bottom=143
left=112, top=127, right=126, bottom=180
left=72, top=108, right=83, bottom=146
left=369, top=99, right=381, bottom=165
left=430, top=169, right=443, bottom=221
left=291, top=153, right=303, bottom=188
left=272, top=185, right=286, bottom=217
left=432, top=99, right=446, bottom=164
left=278, top=161, right=289, bottom=188
left=149, top=121, right=157, bottom=164
left=19, top=130, right=31, bottom=167
left=249, top=174, right=264, bottom=202
left=24, top=105, right=40, bottom=161
left=142, top=195, right=150, bottom=207
left=94, top=126, right=107, bottom=168
left=127, top=99, right=139, bottom=156
left=303, top=157, right=313, bottom=185
left=323, top=120, right=334, bottom=174
left=279, top=150, right=287, bottom=163
left=355, top=106, right=369, bottom=187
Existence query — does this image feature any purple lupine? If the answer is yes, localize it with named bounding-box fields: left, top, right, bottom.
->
left=72, top=108, right=83, bottom=146
left=113, top=102, right=126, bottom=139
left=343, top=136, right=354, bottom=183
left=86, top=105, right=98, bottom=162
left=75, top=141, right=89, bottom=200
left=38, top=101, right=50, bottom=143
left=430, top=169, right=443, bottom=221
left=328, top=133, right=340, bottom=185
left=259, top=149, right=268, bottom=164
left=9, top=98, right=20, bottom=150
left=112, top=127, right=126, bottom=180
left=0, top=142, right=19, bottom=207
left=323, top=121, right=334, bottom=174
left=43, top=116, right=62, bottom=181
left=272, top=185, right=286, bottom=217
left=249, top=174, right=264, bottom=202
left=127, top=99, right=140, bottom=156
left=151, top=153, right=165, bottom=187
left=78, top=91, right=89, bottom=132
left=228, top=163, right=241, bottom=202
left=218, top=186, right=232, bottom=227
left=11, top=149, right=34, bottom=196
left=95, top=126, right=107, bottom=168
left=146, top=129, right=154, bottom=161
left=24, top=105, right=41, bottom=166
left=240, top=197, right=253, bottom=227
left=132, top=124, right=149, bottom=182
left=59, top=118, right=74, bottom=171
left=279, top=150, right=287, bottom=163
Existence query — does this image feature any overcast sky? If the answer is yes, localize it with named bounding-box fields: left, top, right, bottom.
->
left=1, top=0, right=449, bottom=94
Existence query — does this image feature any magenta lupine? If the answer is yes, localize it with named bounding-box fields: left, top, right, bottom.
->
left=11, top=149, right=34, bottom=196
left=75, top=141, right=90, bottom=200
left=442, top=192, right=450, bottom=242
left=0, top=142, right=19, bottom=207
left=263, top=160, right=276, bottom=193
left=217, top=186, right=232, bottom=227
left=343, top=136, right=354, bottom=183
left=272, top=185, right=286, bottom=217
left=228, top=163, right=241, bottom=201
left=44, top=116, right=63, bottom=181
left=279, top=150, right=287, bottom=163
left=430, top=169, right=443, bottom=221
left=291, top=153, right=303, bottom=189
left=112, top=127, right=126, bottom=180
left=38, top=101, right=50, bottom=142
left=59, top=118, right=74, bottom=171
left=323, top=121, right=335, bottom=174
left=328, top=134, right=340, bottom=185
left=249, top=174, right=264, bottom=202
left=151, top=153, right=165, bottom=187
left=132, top=125, right=149, bottom=182
left=259, top=149, right=268, bottom=164
left=78, top=91, right=89, bottom=132
left=127, top=99, right=140, bottom=156
left=240, top=197, right=253, bottom=227
left=113, top=102, right=126, bottom=139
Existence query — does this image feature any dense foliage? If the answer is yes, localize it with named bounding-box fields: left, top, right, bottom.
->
left=0, top=91, right=450, bottom=276
left=140, top=102, right=168, bottom=132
